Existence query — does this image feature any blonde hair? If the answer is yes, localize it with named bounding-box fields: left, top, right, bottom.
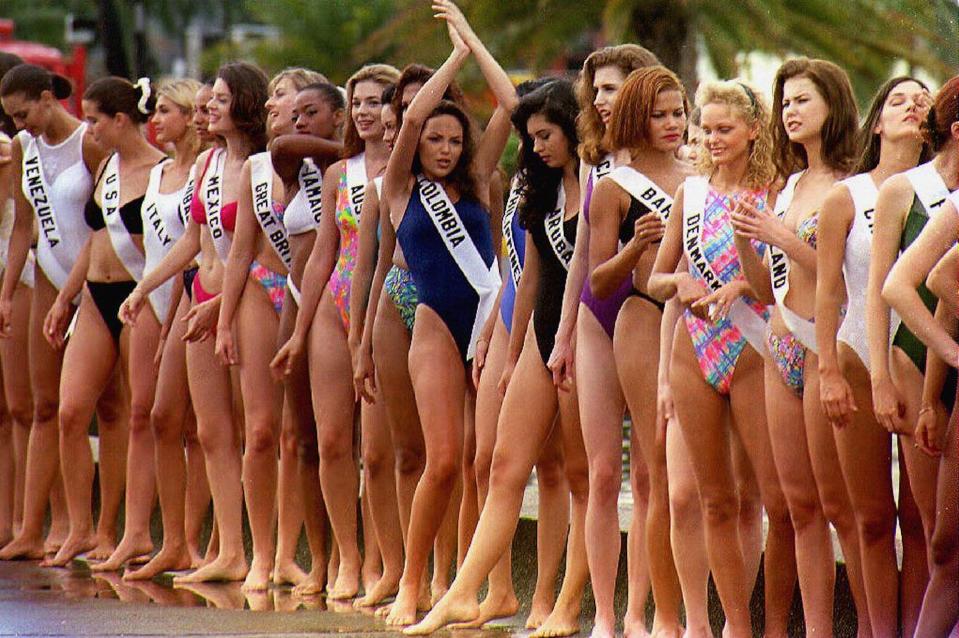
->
left=694, top=80, right=775, bottom=190
left=157, top=77, right=204, bottom=156
left=342, top=64, right=400, bottom=158
left=268, top=67, right=328, bottom=94
left=576, top=44, right=660, bottom=165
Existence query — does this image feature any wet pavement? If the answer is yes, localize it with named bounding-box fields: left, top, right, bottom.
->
left=0, top=560, right=523, bottom=637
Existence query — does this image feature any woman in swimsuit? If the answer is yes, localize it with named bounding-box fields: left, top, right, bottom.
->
left=547, top=45, right=659, bottom=638
left=648, top=80, right=795, bottom=638
left=815, top=76, right=932, bottom=637
left=0, top=65, right=125, bottom=563
left=270, top=80, right=345, bottom=594
left=43, top=77, right=166, bottom=569
left=866, top=75, right=958, bottom=635
left=587, top=65, right=692, bottom=638
left=272, top=61, right=399, bottom=600
left=215, top=67, right=326, bottom=592
left=408, top=77, right=588, bottom=638
left=123, top=79, right=208, bottom=581
left=0, top=52, right=33, bottom=549
left=377, top=1, right=517, bottom=624
left=731, top=58, right=870, bottom=635
left=121, top=62, right=269, bottom=586
left=884, top=192, right=959, bottom=637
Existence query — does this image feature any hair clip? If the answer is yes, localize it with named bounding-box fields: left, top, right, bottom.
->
left=136, top=77, right=152, bottom=115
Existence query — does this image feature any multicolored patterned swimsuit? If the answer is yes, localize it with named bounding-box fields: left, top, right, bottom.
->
left=766, top=213, right=817, bottom=396
left=683, top=185, right=770, bottom=395
left=328, top=166, right=360, bottom=332
left=249, top=201, right=288, bottom=315
left=385, top=264, right=418, bottom=332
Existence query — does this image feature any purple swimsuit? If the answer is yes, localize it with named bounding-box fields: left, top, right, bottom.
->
left=579, top=172, right=632, bottom=339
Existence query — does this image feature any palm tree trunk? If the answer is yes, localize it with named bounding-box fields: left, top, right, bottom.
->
left=629, top=2, right=698, bottom=93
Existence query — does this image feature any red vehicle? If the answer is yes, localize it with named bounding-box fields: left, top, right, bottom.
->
left=0, top=18, right=87, bottom=115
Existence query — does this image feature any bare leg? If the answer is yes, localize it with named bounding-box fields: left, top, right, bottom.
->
left=309, top=293, right=360, bottom=600
left=90, top=368, right=129, bottom=561
left=95, top=312, right=161, bottom=572
left=273, top=409, right=307, bottom=587
left=458, top=389, right=479, bottom=568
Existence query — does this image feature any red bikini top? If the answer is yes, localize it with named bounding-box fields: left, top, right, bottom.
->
left=189, top=149, right=237, bottom=231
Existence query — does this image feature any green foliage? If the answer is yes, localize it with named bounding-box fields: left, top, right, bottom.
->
left=1, top=0, right=97, bottom=51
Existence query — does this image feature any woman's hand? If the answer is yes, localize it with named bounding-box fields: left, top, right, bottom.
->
left=471, top=337, right=489, bottom=390
left=353, top=343, right=377, bottom=404
left=730, top=196, right=790, bottom=247
left=497, top=355, right=517, bottom=397
left=914, top=404, right=945, bottom=456
left=0, top=298, right=13, bottom=338
left=690, top=279, right=748, bottom=322
left=43, top=296, right=73, bottom=350
left=674, top=272, right=709, bottom=317
left=181, top=297, right=219, bottom=343
left=118, top=288, right=148, bottom=326
left=656, top=377, right=675, bottom=442
left=433, top=0, right=472, bottom=54
left=871, top=376, right=907, bottom=433
left=547, top=329, right=575, bottom=391
left=214, top=326, right=238, bottom=366
left=271, top=332, right=306, bottom=380
left=819, top=366, right=858, bottom=428
left=630, top=212, right=666, bottom=254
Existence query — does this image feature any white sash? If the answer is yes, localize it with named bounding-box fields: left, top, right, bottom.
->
left=141, top=159, right=176, bottom=321
left=373, top=176, right=384, bottom=199
left=102, top=154, right=145, bottom=281
left=845, top=173, right=878, bottom=235
left=904, top=161, right=949, bottom=217
left=682, top=176, right=769, bottom=356
left=543, top=182, right=574, bottom=270
left=204, top=149, right=232, bottom=262
left=502, top=174, right=524, bottom=288
left=178, top=166, right=196, bottom=226
left=588, top=153, right=615, bottom=186
left=19, top=131, right=72, bottom=290
left=250, top=152, right=291, bottom=271
left=606, top=165, right=674, bottom=221
left=287, top=278, right=301, bottom=306
left=345, top=153, right=367, bottom=223
left=298, top=159, right=324, bottom=228
left=416, top=174, right=501, bottom=359
left=767, top=172, right=817, bottom=350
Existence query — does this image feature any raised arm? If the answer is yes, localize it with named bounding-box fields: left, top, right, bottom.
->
left=383, top=22, right=470, bottom=200
left=883, top=202, right=959, bottom=368
left=271, top=135, right=343, bottom=184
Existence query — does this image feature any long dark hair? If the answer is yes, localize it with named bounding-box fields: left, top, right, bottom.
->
left=216, top=62, right=269, bottom=153
left=854, top=76, right=931, bottom=174
left=771, top=57, right=859, bottom=178
left=511, top=79, right=580, bottom=229
left=0, top=53, right=24, bottom=136
left=413, top=100, right=479, bottom=203
left=925, top=75, right=959, bottom=153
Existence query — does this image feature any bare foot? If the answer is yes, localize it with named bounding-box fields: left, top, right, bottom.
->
left=623, top=611, right=651, bottom=638
left=588, top=622, right=616, bottom=638
left=272, top=560, right=307, bottom=587
left=43, top=524, right=69, bottom=555
left=0, top=533, right=12, bottom=550
left=532, top=599, right=583, bottom=638
left=173, top=553, right=248, bottom=584
left=86, top=535, right=117, bottom=562
left=43, top=533, right=96, bottom=567
left=91, top=536, right=154, bottom=572
left=450, top=589, right=520, bottom=629
left=187, top=545, right=205, bottom=569
left=293, top=566, right=327, bottom=596
left=327, top=561, right=359, bottom=600
left=430, top=583, right=448, bottom=607
left=0, top=533, right=45, bottom=560
left=405, top=593, right=480, bottom=635
left=645, top=617, right=683, bottom=638
left=241, top=559, right=272, bottom=592
left=354, top=570, right=400, bottom=607
left=123, top=546, right=192, bottom=581
left=385, top=585, right=422, bottom=627
left=526, top=595, right=554, bottom=630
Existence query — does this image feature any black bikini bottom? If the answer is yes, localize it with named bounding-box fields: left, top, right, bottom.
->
left=87, top=280, right=137, bottom=343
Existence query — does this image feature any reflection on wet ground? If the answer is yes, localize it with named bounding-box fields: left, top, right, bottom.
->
left=0, top=560, right=521, bottom=636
